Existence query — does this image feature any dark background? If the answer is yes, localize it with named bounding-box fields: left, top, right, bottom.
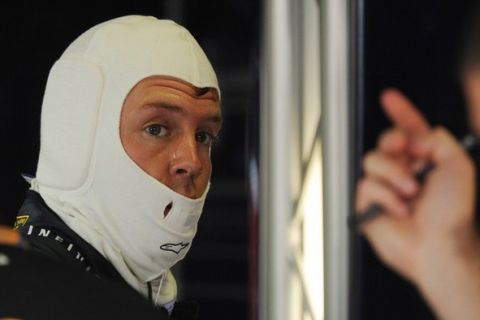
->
left=354, top=0, right=476, bottom=319
left=0, top=1, right=258, bottom=319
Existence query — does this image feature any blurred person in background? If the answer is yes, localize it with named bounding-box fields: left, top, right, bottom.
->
left=355, top=6, right=480, bottom=320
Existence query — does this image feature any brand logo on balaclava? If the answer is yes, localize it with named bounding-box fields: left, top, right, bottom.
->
left=160, top=242, right=190, bottom=254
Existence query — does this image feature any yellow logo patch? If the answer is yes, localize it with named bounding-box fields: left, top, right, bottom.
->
left=14, top=215, right=30, bottom=230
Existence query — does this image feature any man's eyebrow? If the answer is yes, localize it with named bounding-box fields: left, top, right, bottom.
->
left=144, top=102, right=222, bottom=123
left=205, top=115, right=223, bottom=125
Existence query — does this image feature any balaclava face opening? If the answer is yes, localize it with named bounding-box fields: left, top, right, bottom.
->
left=31, top=16, right=220, bottom=307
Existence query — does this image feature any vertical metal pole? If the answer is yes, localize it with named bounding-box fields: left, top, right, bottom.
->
left=261, top=0, right=351, bottom=318
left=321, top=0, right=351, bottom=319
left=260, top=0, right=293, bottom=319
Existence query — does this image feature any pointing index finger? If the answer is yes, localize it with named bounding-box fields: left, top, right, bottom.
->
left=380, top=88, right=430, bottom=137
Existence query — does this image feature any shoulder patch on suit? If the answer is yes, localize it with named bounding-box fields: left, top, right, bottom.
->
left=14, top=215, right=30, bottom=229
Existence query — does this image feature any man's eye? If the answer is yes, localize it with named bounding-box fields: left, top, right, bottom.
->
left=195, top=131, right=215, bottom=145
left=145, top=124, right=167, bottom=137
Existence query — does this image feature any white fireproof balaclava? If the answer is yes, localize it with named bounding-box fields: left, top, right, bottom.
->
left=30, top=15, right=220, bottom=308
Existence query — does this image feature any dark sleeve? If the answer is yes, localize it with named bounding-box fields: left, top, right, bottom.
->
left=0, top=244, right=171, bottom=320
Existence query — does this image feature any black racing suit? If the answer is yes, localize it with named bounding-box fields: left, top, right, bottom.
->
left=15, top=190, right=198, bottom=320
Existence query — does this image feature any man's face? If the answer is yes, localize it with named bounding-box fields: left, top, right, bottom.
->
left=120, top=76, right=221, bottom=199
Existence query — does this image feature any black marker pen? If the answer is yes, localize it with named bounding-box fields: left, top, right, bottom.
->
left=349, top=134, right=478, bottom=230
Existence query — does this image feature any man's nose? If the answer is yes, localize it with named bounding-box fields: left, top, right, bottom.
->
left=169, top=135, right=202, bottom=179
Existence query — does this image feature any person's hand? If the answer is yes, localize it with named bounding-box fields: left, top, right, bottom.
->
left=355, top=89, right=477, bottom=284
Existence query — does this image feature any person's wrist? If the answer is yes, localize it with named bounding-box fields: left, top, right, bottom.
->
left=414, top=226, right=480, bottom=294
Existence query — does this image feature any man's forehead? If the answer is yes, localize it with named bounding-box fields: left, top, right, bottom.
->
left=134, top=75, right=220, bottom=101
left=124, top=76, right=222, bottom=120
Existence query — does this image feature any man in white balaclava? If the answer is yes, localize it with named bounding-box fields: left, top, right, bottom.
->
left=14, top=15, right=221, bottom=319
